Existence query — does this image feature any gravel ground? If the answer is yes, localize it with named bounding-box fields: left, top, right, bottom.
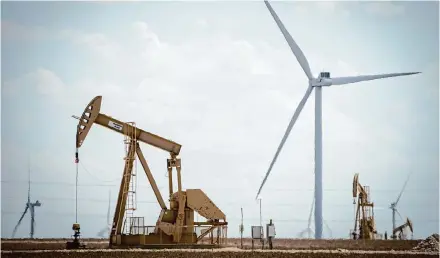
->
left=224, top=238, right=421, bottom=251
left=412, top=234, right=440, bottom=252
left=2, top=236, right=438, bottom=258
left=0, top=238, right=422, bottom=251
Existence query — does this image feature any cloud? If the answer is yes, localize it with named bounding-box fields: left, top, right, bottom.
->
left=195, top=18, right=208, bottom=29
left=132, top=22, right=161, bottom=48
left=60, top=29, right=122, bottom=60
left=1, top=21, right=52, bottom=41
left=6, top=21, right=414, bottom=188
left=3, top=15, right=435, bottom=238
left=3, top=68, right=65, bottom=97
left=364, top=1, right=406, bottom=17
left=312, top=1, right=351, bottom=18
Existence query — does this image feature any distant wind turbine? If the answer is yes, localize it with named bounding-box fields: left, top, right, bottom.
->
left=12, top=159, right=42, bottom=238
left=298, top=196, right=315, bottom=239
left=97, top=190, right=112, bottom=238
left=298, top=195, right=332, bottom=239
left=256, top=0, right=421, bottom=239
left=390, top=173, right=411, bottom=239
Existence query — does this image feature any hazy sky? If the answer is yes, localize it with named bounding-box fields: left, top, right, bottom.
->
left=1, top=0, right=438, bottom=240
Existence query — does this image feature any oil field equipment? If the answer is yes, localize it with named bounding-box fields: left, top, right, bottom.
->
left=73, top=96, right=228, bottom=248
left=389, top=173, right=411, bottom=240
left=251, top=225, right=263, bottom=250
left=351, top=173, right=378, bottom=240
left=66, top=223, right=86, bottom=249
left=266, top=219, right=275, bottom=250
left=393, top=217, right=413, bottom=240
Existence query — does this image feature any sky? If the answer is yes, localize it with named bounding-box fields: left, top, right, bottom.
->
left=1, top=0, right=438, bottom=240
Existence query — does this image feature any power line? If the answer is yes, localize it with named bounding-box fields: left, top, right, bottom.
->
left=1, top=210, right=108, bottom=218
left=1, top=196, right=157, bottom=204
left=1, top=210, right=438, bottom=224
left=1, top=180, right=436, bottom=193
left=1, top=196, right=435, bottom=209
left=78, top=160, right=121, bottom=183
left=0, top=180, right=161, bottom=188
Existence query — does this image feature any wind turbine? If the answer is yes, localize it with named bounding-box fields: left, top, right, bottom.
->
left=11, top=160, right=42, bottom=238
left=390, top=173, right=411, bottom=239
left=97, top=190, right=112, bottom=238
left=256, top=0, right=421, bottom=239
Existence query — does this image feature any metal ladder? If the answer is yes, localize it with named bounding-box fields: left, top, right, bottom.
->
left=123, top=122, right=137, bottom=234
left=364, top=185, right=371, bottom=219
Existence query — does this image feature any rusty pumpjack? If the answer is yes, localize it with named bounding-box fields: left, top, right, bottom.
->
left=352, top=173, right=378, bottom=240
left=393, top=217, right=413, bottom=240
left=73, top=96, right=228, bottom=248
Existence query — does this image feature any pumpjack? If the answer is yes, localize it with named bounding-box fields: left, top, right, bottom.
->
left=73, top=96, right=227, bottom=248
left=351, top=173, right=378, bottom=240
left=393, top=218, right=413, bottom=240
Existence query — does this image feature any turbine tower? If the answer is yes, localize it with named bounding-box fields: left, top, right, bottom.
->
left=256, top=0, right=420, bottom=239
left=11, top=160, right=42, bottom=238
left=390, top=173, right=411, bottom=239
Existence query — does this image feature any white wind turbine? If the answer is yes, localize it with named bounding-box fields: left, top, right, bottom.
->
left=390, top=173, right=411, bottom=239
left=256, top=0, right=421, bottom=239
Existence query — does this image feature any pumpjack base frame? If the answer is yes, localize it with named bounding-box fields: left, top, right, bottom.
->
left=109, top=244, right=221, bottom=249
left=109, top=233, right=225, bottom=249
left=66, top=224, right=86, bottom=249
left=66, top=240, right=87, bottom=250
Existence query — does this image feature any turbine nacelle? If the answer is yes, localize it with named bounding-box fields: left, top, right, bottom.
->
left=308, top=72, right=333, bottom=87
left=311, top=78, right=333, bottom=87
left=390, top=202, right=397, bottom=209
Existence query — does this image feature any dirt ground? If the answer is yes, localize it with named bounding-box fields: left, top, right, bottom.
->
left=1, top=237, right=438, bottom=258
left=1, top=238, right=421, bottom=251
left=1, top=249, right=438, bottom=258
left=224, top=238, right=420, bottom=251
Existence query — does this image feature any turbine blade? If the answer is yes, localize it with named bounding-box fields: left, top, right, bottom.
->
left=264, top=0, right=314, bottom=80
left=308, top=195, right=315, bottom=228
left=11, top=205, right=29, bottom=237
left=331, top=72, right=421, bottom=86
left=323, top=220, right=332, bottom=238
left=396, top=209, right=403, bottom=221
left=396, top=173, right=411, bottom=205
left=256, top=85, right=314, bottom=199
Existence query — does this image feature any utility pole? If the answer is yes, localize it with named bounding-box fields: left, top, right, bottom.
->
left=259, top=197, right=264, bottom=249
left=240, top=207, right=244, bottom=249
left=259, top=198, right=262, bottom=228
